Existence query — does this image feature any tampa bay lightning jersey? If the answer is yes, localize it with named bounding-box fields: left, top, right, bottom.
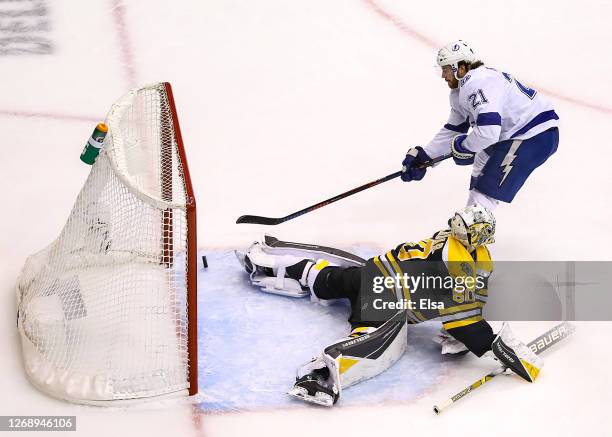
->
left=425, top=66, right=559, bottom=158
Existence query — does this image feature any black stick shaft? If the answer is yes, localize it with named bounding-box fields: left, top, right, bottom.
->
left=236, top=154, right=452, bottom=225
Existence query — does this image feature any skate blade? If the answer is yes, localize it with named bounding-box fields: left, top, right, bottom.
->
left=287, top=387, right=334, bottom=407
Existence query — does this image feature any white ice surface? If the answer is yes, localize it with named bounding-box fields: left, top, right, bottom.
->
left=1, top=0, right=611, bottom=436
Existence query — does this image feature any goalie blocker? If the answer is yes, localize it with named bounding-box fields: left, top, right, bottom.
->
left=490, top=322, right=543, bottom=382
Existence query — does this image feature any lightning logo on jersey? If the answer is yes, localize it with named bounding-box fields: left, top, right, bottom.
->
left=499, top=139, right=522, bottom=186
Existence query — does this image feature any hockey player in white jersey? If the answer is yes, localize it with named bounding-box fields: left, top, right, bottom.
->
left=401, top=40, right=559, bottom=211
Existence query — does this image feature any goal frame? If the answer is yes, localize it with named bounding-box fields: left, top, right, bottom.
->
left=164, top=82, right=198, bottom=397
left=16, top=82, right=198, bottom=403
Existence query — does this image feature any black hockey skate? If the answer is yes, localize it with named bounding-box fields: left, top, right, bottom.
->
left=287, top=368, right=339, bottom=407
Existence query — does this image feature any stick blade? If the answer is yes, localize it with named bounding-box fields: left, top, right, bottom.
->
left=235, top=215, right=283, bottom=225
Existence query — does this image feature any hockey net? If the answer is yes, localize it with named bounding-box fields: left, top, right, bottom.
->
left=15, top=82, right=198, bottom=403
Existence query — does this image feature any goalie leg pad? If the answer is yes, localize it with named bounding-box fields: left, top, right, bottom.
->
left=492, top=322, right=544, bottom=382
left=235, top=241, right=310, bottom=297
left=235, top=235, right=364, bottom=299
left=321, top=310, right=407, bottom=396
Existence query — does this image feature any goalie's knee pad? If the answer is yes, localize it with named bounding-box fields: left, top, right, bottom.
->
left=320, top=310, right=408, bottom=396
left=235, top=235, right=364, bottom=299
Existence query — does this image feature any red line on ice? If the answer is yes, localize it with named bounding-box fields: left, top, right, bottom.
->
left=110, top=0, right=137, bottom=88
left=362, top=0, right=612, bottom=115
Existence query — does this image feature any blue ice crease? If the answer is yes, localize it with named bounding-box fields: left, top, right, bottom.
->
left=197, top=248, right=462, bottom=412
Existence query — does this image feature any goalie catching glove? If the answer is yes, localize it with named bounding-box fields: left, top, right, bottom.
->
left=489, top=322, right=544, bottom=382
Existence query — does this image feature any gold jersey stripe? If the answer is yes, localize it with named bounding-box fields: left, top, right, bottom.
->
left=373, top=256, right=397, bottom=300
left=475, top=245, right=493, bottom=273
left=443, top=316, right=483, bottom=330
left=386, top=252, right=427, bottom=322
left=386, top=251, right=409, bottom=300
left=373, top=256, right=390, bottom=277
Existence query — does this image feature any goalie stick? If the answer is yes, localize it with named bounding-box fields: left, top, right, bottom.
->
left=263, top=235, right=366, bottom=265
left=433, top=322, right=575, bottom=414
left=236, top=154, right=452, bottom=225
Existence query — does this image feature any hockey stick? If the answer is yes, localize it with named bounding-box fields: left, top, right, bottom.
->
left=433, top=322, right=575, bottom=414
left=236, top=154, right=452, bottom=225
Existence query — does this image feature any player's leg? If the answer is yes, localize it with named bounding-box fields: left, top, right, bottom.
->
left=465, top=151, right=500, bottom=210
left=288, top=310, right=407, bottom=406
left=471, top=127, right=559, bottom=203
left=238, top=239, right=409, bottom=405
left=286, top=258, right=408, bottom=406
left=235, top=236, right=364, bottom=299
left=443, top=319, right=495, bottom=357
left=305, top=263, right=363, bottom=313
left=467, top=189, right=499, bottom=211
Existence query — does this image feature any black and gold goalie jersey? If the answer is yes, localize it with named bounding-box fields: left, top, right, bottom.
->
left=361, top=229, right=492, bottom=330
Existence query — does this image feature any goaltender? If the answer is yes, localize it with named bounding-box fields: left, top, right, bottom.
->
left=236, top=205, right=542, bottom=406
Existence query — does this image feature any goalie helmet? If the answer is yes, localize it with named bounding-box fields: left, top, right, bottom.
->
left=437, top=40, right=479, bottom=79
left=449, top=204, right=495, bottom=250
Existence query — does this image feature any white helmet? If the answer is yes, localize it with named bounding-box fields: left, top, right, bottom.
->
left=449, top=204, right=495, bottom=250
left=437, top=40, right=479, bottom=79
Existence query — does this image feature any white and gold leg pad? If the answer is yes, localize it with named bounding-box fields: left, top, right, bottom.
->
left=321, top=310, right=408, bottom=399
left=235, top=241, right=309, bottom=297
left=235, top=235, right=364, bottom=298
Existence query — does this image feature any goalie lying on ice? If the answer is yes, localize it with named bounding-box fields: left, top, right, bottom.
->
left=235, top=205, right=543, bottom=407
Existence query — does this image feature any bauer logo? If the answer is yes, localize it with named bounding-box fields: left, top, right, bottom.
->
left=530, top=325, right=567, bottom=353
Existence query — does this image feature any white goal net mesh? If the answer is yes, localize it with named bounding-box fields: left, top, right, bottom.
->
left=16, top=83, right=197, bottom=403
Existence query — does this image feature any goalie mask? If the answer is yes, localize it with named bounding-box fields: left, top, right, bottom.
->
left=449, top=205, right=495, bottom=250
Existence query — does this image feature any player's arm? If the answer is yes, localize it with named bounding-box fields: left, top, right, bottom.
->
left=451, top=80, right=504, bottom=165
left=444, top=318, right=544, bottom=382
left=393, top=229, right=449, bottom=261
left=444, top=319, right=495, bottom=357
left=401, top=105, right=468, bottom=182
left=424, top=106, right=470, bottom=158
